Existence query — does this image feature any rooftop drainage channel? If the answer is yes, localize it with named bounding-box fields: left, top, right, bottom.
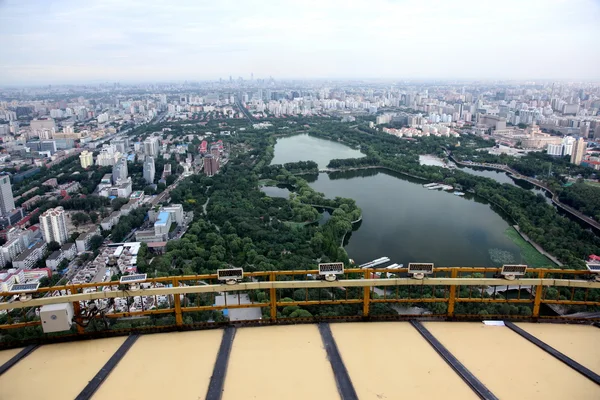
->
left=504, top=321, right=600, bottom=385
left=318, top=323, right=359, bottom=400
left=75, top=335, right=140, bottom=400
left=205, top=326, right=237, bottom=400
left=0, top=345, right=38, bottom=376
left=410, top=321, right=498, bottom=400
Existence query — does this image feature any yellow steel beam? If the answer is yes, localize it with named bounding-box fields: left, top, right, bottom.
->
left=447, top=268, right=458, bottom=316
left=454, top=298, right=532, bottom=303
left=1, top=277, right=599, bottom=312
left=0, top=320, right=41, bottom=330
left=2, top=268, right=591, bottom=296
left=370, top=298, right=446, bottom=303
left=172, top=278, right=183, bottom=326
left=269, top=271, right=277, bottom=320
left=278, top=299, right=363, bottom=307
left=181, top=303, right=270, bottom=312
left=363, top=270, right=371, bottom=316
left=533, top=270, right=545, bottom=317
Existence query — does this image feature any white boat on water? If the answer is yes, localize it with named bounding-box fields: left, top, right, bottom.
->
left=360, top=257, right=391, bottom=269
left=454, top=191, right=465, bottom=196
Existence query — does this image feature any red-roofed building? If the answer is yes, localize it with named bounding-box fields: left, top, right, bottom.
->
left=199, top=140, right=208, bottom=154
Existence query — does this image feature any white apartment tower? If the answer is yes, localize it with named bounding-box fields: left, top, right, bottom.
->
left=143, top=137, right=159, bottom=157
left=143, top=156, right=156, bottom=184
left=0, top=175, right=15, bottom=216
left=112, top=157, right=129, bottom=184
left=79, top=150, right=93, bottom=168
left=39, top=206, right=69, bottom=245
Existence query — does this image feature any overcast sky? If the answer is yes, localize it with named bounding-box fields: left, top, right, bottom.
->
left=1, top=0, right=599, bottom=84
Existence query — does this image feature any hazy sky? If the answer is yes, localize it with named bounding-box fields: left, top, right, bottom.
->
left=1, top=0, right=599, bottom=84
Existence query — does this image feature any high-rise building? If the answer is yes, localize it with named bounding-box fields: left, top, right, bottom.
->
left=210, top=145, right=220, bottom=159
left=570, top=137, right=586, bottom=165
left=112, top=138, right=129, bottom=154
left=204, top=154, right=219, bottom=177
left=0, top=175, right=15, bottom=216
left=562, top=136, right=576, bottom=156
left=30, top=118, right=56, bottom=138
left=144, top=137, right=159, bottom=157
left=143, top=156, right=155, bottom=184
left=40, top=140, right=57, bottom=155
left=79, top=150, right=93, bottom=168
left=112, top=157, right=128, bottom=184
left=39, top=206, right=68, bottom=245
left=547, top=143, right=563, bottom=157
left=96, top=145, right=120, bottom=166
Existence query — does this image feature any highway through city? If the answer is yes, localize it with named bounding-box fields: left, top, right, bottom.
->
left=235, top=98, right=254, bottom=123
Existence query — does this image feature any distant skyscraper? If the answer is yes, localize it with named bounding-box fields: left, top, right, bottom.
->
left=40, top=206, right=68, bottom=245
left=79, top=150, right=93, bottom=168
left=570, top=137, right=586, bottom=165
left=143, top=156, right=156, bottom=184
left=143, top=137, right=159, bottom=157
left=112, top=157, right=128, bottom=184
left=0, top=176, right=15, bottom=216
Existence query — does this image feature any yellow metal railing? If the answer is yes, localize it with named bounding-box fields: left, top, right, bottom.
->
left=0, top=268, right=599, bottom=341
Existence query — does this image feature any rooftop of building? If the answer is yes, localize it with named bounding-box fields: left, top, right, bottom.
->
left=11, top=241, right=45, bottom=262
left=46, top=250, right=62, bottom=261
left=0, top=321, right=598, bottom=400
left=155, top=211, right=170, bottom=226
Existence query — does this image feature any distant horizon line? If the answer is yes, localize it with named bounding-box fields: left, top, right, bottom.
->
left=1, top=77, right=600, bottom=88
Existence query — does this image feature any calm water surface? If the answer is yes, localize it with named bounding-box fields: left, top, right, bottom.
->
left=270, top=134, right=522, bottom=267
left=271, top=134, right=363, bottom=169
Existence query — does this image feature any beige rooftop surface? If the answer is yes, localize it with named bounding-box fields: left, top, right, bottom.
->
left=223, top=325, right=339, bottom=400
left=92, top=330, right=223, bottom=400
left=424, top=322, right=600, bottom=400
left=0, top=347, right=22, bottom=366
left=0, top=337, right=125, bottom=400
left=0, top=321, right=599, bottom=400
left=332, top=322, right=479, bottom=399
left=516, top=322, right=600, bottom=375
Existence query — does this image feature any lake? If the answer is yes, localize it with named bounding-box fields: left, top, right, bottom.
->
left=271, top=134, right=364, bottom=169
left=456, top=165, right=518, bottom=186
left=270, top=134, right=523, bottom=267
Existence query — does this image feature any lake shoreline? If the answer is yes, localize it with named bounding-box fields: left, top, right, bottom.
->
left=270, top=134, right=550, bottom=267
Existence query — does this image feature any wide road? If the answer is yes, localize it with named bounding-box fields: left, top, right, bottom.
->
left=235, top=98, right=254, bottom=123
left=150, top=174, right=186, bottom=206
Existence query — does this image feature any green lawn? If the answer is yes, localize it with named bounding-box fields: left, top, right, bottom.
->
left=504, top=227, right=557, bottom=268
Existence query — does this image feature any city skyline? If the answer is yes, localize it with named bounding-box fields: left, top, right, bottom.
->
left=1, top=0, right=600, bottom=85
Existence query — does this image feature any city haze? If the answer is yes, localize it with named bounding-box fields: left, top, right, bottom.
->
left=1, top=0, right=600, bottom=85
